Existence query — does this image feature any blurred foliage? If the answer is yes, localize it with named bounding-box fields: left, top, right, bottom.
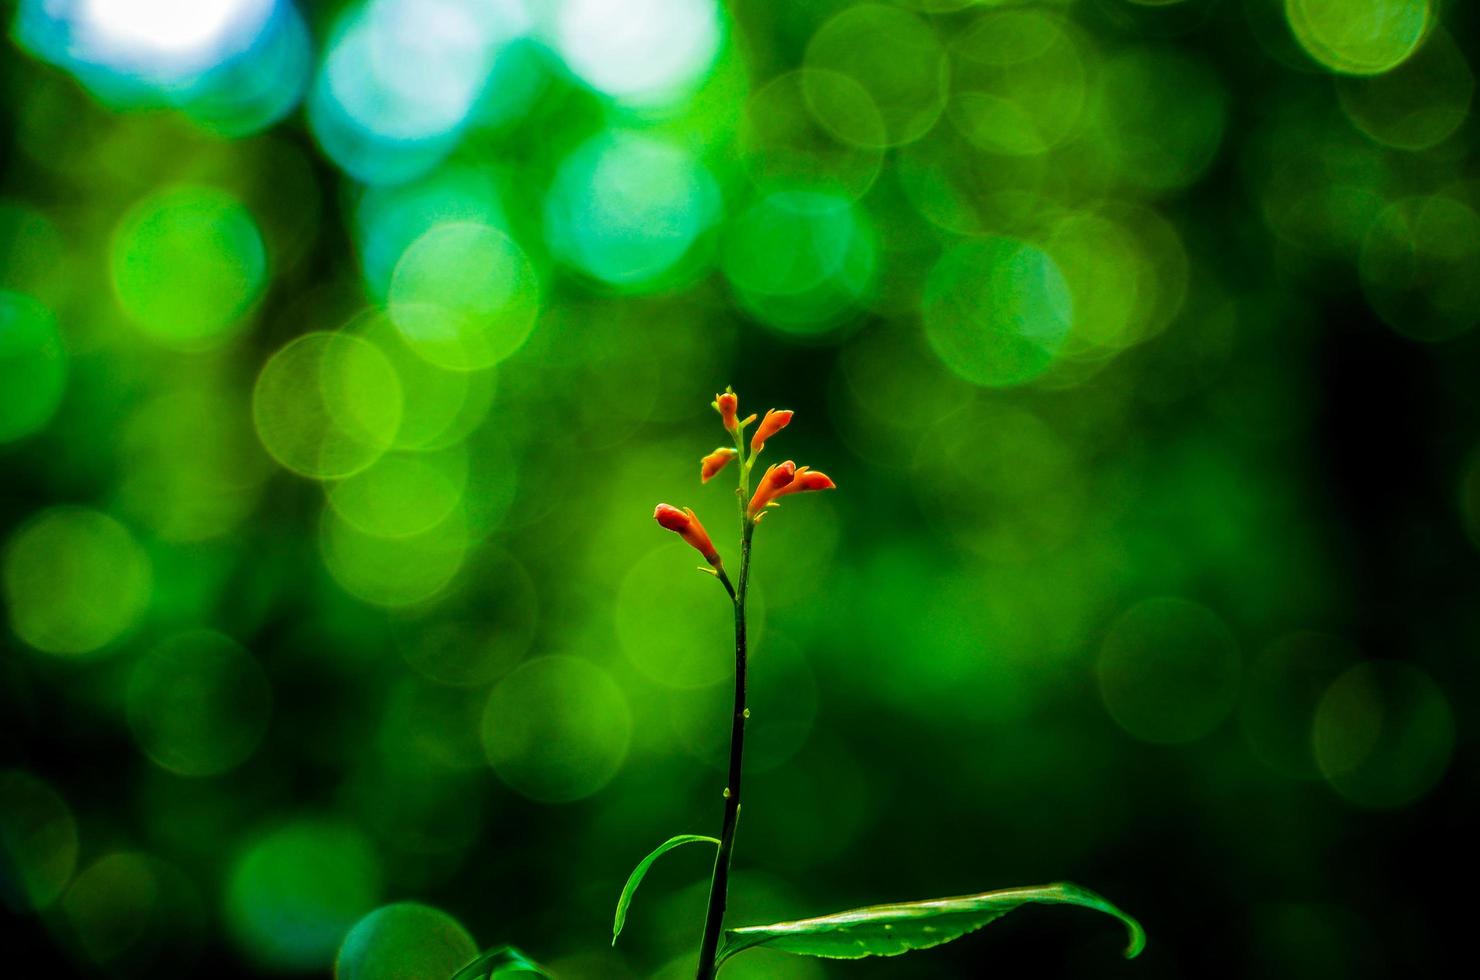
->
left=1, top=0, right=1477, bottom=977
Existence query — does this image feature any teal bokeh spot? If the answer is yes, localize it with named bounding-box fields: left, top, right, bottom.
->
left=226, top=819, right=382, bottom=971
left=546, top=132, right=719, bottom=290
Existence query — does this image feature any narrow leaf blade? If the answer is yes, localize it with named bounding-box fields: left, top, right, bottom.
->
left=717, top=881, right=1143, bottom=967
left=612, top=834, right=720, bottom=946
left=449, top=945, right=552, bottom=979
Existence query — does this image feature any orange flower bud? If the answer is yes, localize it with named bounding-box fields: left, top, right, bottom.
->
left=700, top=447, right=738, bottom=483
left=750, top=409, right=793, bottom=455
left=713, top=389, right=739, bottom=432
left=747, top=460, right=796, bottom=517
left=654, top=503, right=723, bottom=567
left=773, top=467, right=836, bottom=499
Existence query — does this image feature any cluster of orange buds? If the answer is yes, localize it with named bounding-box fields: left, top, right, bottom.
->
left=655, top=388, right=835, bottom=569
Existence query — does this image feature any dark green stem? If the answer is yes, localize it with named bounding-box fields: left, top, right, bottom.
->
left=715, top=566, right=736, bottom=602
left=695, top=520, right=752, bottom=980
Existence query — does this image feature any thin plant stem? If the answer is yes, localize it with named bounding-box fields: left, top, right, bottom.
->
left=695, top=426, right=756, bottom=980
left=695, top=521, right=751, bottom=979
left=715, top=566, right=737, bottom=602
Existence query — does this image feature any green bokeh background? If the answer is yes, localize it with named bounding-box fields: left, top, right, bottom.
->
left=2, top=1, right=1477, bottom=977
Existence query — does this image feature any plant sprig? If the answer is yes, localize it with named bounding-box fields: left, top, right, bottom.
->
left=632, top=388, right=1144, bottom=977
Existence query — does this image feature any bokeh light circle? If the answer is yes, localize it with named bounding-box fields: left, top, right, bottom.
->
left=804, top=4, right=948, bottom=148
left=1045, top=203, right=1189, bottom=361
left=721, top=187, right=877, bottom=334
left=110, top=185, right=267, bottom=350
left=922, top=236, right=1072, bottom=387
left=335, top=902, right=478, bottom=980
left=1359, top=194, right=1480, bottom=343
left=1336, top=26, right=1474, bottom=151
left=481, top=655, right=632, bottom=803
left=1239, top=632, right=1358, bottom=780
left=1312, top=660, right=1453, bottom=808
left=1285, top=0, right=1430, bottom=76
left=1244, top=108, right=1390, bottom=257
left=545, top=132, right=719, bottom=290
left=947, top=8, right=1088, bottom=157
left=0, top=290, right=66, bottom=443
left=553, top=0, right=722, bottom=108
left=1046, top=211, right=1148, bottom=358
left=353, top=162, right=507, bottom=301
left=226, top=819, right=383, bottom=971
left=1092, top=47, right=1226, bottom=193
left=741, top=70, right=885, bottom=199
left=319, top=505, right=470, bottom=609
left=0, top=770, right=78, bottom=911
left=618, top=544, right=763, bottom=688
left=59, top=851, right=202, bottom=973
left=912, top=402, right=1085, bottom=563
left=252, top=331, right=404, bottom=480
left=327, top=447, right=468, bottom=540
left=13, top=0, right=310, bottom=137
left=118, top=384, right=270, bottom=543
left=309, top=0, right=523, bottom=183
left=351, top=311, right=496, bottom=453
left=389, top=222, right=540, bottom=371
left=126, top=630, right=272, bottom=777
left=3, top=507, right=151, bottom=657
left=1097, top=597, right=1241, bottom=744
left=20, top=0, right=277, bottom=81
left=178, top=3, right=313, bottom=137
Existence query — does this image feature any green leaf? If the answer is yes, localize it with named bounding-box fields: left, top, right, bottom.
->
left=449, top=944, right=552, bottom=979
left=715, top=881, right=1144, bottom=968
left=612, top=834, right=720, bottom=946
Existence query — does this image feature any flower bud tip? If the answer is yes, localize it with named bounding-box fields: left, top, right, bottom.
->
left=750, top=409, right=794, bottom=455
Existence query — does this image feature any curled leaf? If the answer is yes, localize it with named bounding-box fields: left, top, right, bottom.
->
left=449, top=944, right=552, bottom=979
left=612, top=834, right=721, bottom=946
left=716, top=881, right=1143, bottom=967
